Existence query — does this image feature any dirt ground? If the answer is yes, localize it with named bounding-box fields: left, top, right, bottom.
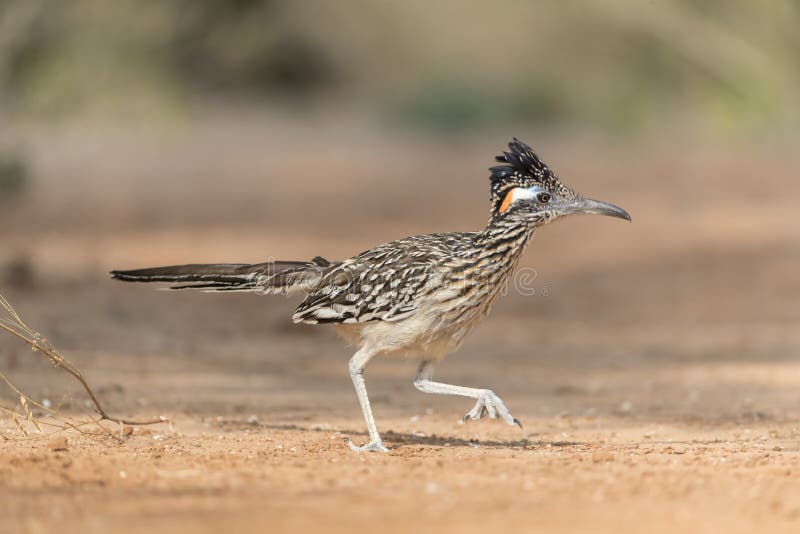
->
left=1, top=120, right=799, bottom=533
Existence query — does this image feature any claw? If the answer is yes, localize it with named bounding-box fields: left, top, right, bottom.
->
left=345, top=437, right=390, bottom=453
left=462, top=390, right=521, bottom=429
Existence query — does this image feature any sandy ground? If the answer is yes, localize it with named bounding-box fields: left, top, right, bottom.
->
left=1, top=122, right=799, bottom=533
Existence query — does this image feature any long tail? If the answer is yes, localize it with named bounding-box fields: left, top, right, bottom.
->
left=110, top=256, right=332, bottom=294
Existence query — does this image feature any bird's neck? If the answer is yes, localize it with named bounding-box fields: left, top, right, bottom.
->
left=475, top=213, right=536, bottom=259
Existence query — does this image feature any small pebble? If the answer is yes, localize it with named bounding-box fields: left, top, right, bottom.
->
left=47, top=436, right=68, bottom=452
left=592, top=450, right=615, bottom=463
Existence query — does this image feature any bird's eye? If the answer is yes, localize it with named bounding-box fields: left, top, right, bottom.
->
left=537, top=192, right=551, bottom=204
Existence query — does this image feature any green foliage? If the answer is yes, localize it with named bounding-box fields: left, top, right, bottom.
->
left=0, top=153, right=29, bottom=200
left=389, top=83, right=496, bottom=133
left=388, top=81, right=572, bottom=133
left=0, top=0, right=796, bottom=133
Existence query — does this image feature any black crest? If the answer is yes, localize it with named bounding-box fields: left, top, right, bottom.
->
left=489, top=138, right=573, bottom=213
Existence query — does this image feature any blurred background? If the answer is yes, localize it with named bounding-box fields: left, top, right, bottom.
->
left=1, top=0, right=799, bottom=413
left=1, top=2, right=800, bottom=532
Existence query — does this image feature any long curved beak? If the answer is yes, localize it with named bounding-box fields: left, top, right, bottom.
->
left=559, top=197, right=631, bottom=221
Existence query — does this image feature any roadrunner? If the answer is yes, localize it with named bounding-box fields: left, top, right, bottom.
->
left=112, top=139, right=630, bottom=452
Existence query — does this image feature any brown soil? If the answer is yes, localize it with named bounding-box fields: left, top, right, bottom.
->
left=1, top=124, right=799, bottom=533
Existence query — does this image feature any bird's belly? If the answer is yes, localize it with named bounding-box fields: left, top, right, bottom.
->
left=332, top=304, right=489, bottom=362
left=330, top=269, right=511, bottom=361
left=333, top=313, right=450, bottom=359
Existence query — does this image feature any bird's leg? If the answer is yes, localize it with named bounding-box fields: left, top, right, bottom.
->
left=346, top=348, right=389, bottom=452
left=413, top=361, right=522, bottom=428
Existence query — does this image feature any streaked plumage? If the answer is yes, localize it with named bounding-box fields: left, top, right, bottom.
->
left=112, top=138, right=630, bottom=452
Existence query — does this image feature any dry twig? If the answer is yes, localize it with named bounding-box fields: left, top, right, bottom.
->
left=0, top=292, right=166, bottom=440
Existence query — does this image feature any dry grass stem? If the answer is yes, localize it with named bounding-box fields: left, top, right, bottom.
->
left=0, top=292, right=166, bottom=441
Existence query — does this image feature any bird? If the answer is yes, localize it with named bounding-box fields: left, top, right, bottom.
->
left=111, top=138, right=630, bottom=452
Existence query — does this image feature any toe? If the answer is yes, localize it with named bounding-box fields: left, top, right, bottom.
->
left=346, top=438, right=389, bottom=453
left=362, top=441, right=389, bottom=453
left=463, top=399, right=485, bottom=422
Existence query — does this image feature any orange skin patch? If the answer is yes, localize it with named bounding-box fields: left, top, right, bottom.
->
left=499, top=188, right=518, bottom=213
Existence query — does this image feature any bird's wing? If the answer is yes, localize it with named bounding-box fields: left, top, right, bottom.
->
left=292, top=236, right=460, bottom=325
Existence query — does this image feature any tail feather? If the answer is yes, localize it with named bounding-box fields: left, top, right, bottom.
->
left=111, top=256, right=331, bottom=294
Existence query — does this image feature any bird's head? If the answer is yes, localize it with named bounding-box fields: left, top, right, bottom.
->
left=489, top=138, right=630, bottom=225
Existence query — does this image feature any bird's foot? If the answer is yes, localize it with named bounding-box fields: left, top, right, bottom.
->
left=463, top=390, right=522, bottom=428
left=346, top=438, right=390, bottom=453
